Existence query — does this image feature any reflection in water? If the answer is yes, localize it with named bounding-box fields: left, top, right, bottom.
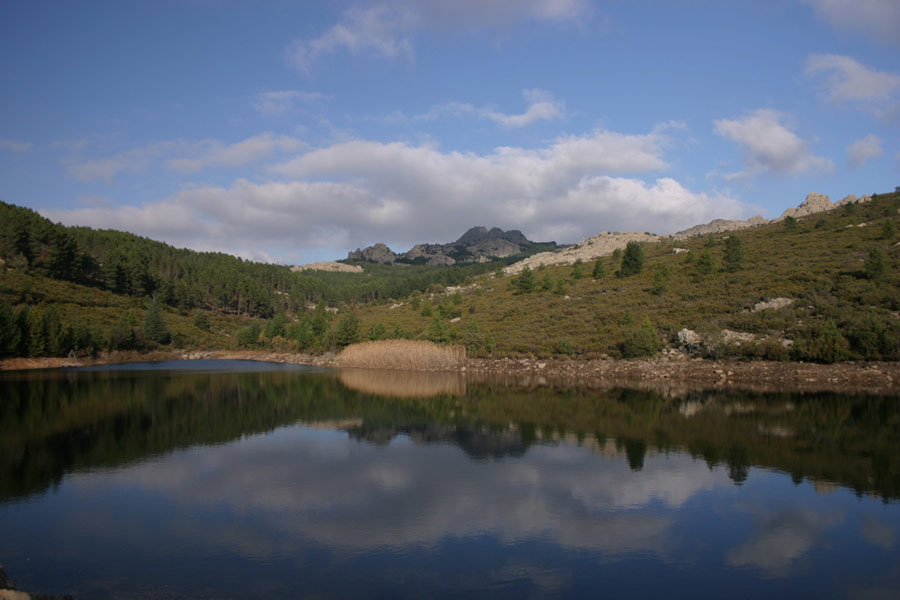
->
left=0, top=361, right=899, bottom=598
left=339, top=367, right=466, bottom=398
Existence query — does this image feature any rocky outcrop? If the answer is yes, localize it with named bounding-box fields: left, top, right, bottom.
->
left=751, top=298, right=795, bottom=313
left=505, top=231, right=659, bottom=274
left=778, top=193, right=871, bottom=221
left=291, top=261, right=364, bottom=273
left=347, top=243, right=398, bottom=264
left=348, top=227, right=555, bottom=266
left=674, top=216, right=767, bottom=240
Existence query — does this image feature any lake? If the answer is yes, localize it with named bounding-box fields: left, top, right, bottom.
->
left=1, top=360, right=898, bottom=599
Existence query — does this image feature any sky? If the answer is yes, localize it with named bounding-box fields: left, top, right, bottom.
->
left=1, top=0, right=898, bottom=265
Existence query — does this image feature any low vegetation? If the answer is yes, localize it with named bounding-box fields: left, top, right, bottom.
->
left=1, top=189, right=899, bottom=364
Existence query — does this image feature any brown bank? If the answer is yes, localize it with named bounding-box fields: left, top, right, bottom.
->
left=1, top=345, right=898, bottom=395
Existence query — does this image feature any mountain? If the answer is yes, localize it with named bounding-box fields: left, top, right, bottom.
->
left=347, top=227, right=555, bottom=266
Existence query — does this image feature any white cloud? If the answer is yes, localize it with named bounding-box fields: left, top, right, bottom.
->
left=0, top=138, right=33, bottom=152
left=418, top=89, right=566, bottom=128
left=165, top=133, right=302, bottom=174
left=253, top=90, right=328, bottom=116
left=846, top=134, right=883, bottom=167
left=714, top=109, right=834, bottom=178
left=67, top=133, right=303, bottom=182
left=802, top=0, right=900, bottom=45
left=805, top=54, right=900, bottom=118
left=47, top=125, right=744, bottom=262
left=286, top=1, right=588, bottom=72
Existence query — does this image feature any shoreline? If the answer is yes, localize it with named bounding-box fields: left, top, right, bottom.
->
left=1, top=350, right=897, bottom=395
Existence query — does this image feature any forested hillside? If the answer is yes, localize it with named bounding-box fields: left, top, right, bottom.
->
left=0, top=201, right=539, bottom=358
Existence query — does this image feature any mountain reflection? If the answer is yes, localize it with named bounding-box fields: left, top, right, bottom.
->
left=1, top=361, right=900, bottom=598
left=1, top=361, right=899, bottom=502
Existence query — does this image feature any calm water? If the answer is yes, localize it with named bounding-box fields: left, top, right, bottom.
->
left=1, top=360, right=899, bottom=599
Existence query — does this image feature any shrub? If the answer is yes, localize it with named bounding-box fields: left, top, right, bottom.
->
left=571, top=259, right=585, bottom=280
left=592, top=258, right=606, bottom=279
left=235, top=321, right=262, bottom=348
left=621, top=317, right=659, bottom=358
left=723, top=236, right=744, bottom=272
left=865, top=247, right=886, bottom=280
left=334, top=312, right=360, bottom=347
left=784, top=216, right=798, bottom=230
left=515, top=265, right=536, bottom=294
left=617, top=241, right=644, bottom=277
left=881, top=219, right=897, bottom=240
left=791, top=319, right=849, bottom=363
left=696, top=250, right=715, bottom=275
left=367, top=321, right=387, bottom=341
left=193, top=310, right=210, bottom=332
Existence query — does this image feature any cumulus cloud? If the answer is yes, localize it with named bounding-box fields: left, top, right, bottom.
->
left=253, top=90, right=328, bottom=116
left=805, top=54, right=900, bottom=118
left=802, top=0, right=900, bottom=45
left=287, top=1, right=588, bottom=72
left=714, top=109, right=834, bottom=179
left=46, top=125, right=744, bottom=263
left=67, top=133, right=302, bottom=182
left=0, top=138, right=33, bottom=152
left=846, top=134, right=883, bottom=167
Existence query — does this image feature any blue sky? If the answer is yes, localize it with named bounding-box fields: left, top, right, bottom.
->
left=1, top=0, right=898, bottom=264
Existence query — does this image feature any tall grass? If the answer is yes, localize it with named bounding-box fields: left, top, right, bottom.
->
left=337, top=340, right=466, bottom=370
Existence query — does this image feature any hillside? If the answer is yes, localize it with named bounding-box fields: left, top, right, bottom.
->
left=1, top=190, right=898, bottom=364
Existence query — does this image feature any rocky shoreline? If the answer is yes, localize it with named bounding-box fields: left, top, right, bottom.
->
left=1, top=350, right=897, bottom=395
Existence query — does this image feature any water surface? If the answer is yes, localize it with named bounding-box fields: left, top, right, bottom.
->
left=1, top=361, right=898, bottom=598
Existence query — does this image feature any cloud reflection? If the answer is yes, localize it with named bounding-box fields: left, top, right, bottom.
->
left=69, top=426, right=728, bottom=561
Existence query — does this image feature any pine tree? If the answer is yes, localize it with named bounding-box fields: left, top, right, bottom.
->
left=617, top=242, right=644, bottom=277
left=723, top=236, right=744, bottom=272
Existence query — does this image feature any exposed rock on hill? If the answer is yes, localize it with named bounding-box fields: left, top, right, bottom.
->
left=674, top=216, right=767, bottom=240
left=347, top=243, right=398, bottom=264
left=347, top=227, right=554, bottom=266
left=505, top=232, right=660, bottom=274
left=291, top=261, right=364, bottom=273
left=778, top=193, right=870, bottom=220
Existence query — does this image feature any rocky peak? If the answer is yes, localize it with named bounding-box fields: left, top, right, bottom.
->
left=456, top=226, right=529, bottom=246
left=347, top=243, right=397, bottom=264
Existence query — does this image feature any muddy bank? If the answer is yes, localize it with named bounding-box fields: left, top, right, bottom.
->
left=1, top=351, right=897, bottom=395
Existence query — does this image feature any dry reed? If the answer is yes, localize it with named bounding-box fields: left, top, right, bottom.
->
left=336, top=340, right=466, bottom=371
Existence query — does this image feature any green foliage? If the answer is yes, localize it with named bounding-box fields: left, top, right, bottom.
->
left=540, top=273, right=553, bottom=291
left=426, top=314, right=452, bottom=343
left=515, top=265, right=536, bottom=294
left=451, top=292, right=463, bottom=305
left=367, top=321, right=387, bottom=341
left=617, top=241, right=644, bottom=277
left=784, top=216, right=798, bottom=230
left=651, top=267, right=669, bottom=296
left=592, top=258, right=606, bottom=279
left=705, top=235, right=718, bottom=248
left=553, top=278, right=567, bottom=295
left=695, top=250, right=715, bottom=275
left=235, top=321, right=262, bottom=348
left=792, top=319, right=849, bottom=363
left=621, top=317, right=659, bottom=358
left=263, top=313, right=287, bottom=339
left=463, top=320, right=483, bottom=353
left=865, top=247, right=886, bottom=280
left=193, top=310, right=210, bottom=332
left=723, top=236, right=744, bottom=272
left=420, top=302, right=433, bottom=317
left=556, top=340, right=574, bottom=355
left=143, top=295, right=171, bottom=345
left=571, top=259, right=585, bottom=280
left=334, top=312, right=360, bottom=347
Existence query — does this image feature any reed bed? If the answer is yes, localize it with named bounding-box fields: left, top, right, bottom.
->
left=336, top=340, right=466, bottom=371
